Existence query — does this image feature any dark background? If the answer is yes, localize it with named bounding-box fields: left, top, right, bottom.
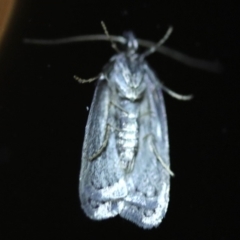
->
left=0, top=0, right=239, bottom=239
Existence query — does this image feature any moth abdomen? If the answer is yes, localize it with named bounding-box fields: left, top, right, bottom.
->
left=117, top=117, right=138, bottom=171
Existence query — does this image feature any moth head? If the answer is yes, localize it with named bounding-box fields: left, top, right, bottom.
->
left=123, top=31, right=138, bottom=57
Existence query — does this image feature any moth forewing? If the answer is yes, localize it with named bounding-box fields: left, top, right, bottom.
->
left=118, top=70, right=170, bottom=228
left=79, top=77, right=128, bottom=219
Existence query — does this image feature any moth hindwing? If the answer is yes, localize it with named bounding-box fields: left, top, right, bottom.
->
left=79, top=31, right=173, bottom=229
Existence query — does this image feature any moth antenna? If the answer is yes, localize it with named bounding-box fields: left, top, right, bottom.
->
left=23, top=35, right=126, bottom=45
left=141, top=26, right=173, bottom=59
left=101, top=21, right=120, bottom=53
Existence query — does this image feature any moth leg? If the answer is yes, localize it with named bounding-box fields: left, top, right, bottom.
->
left=158, top=83, right=193, bottom=100
left=139, top=111, right=156, bottom=118
left=145, top=133, right=174, bottom=176
left=110, top=101, right=129, bottom=114
left=100, top=21, right=120, bottom=53
left=74, top=75, right=100, bottom=84
left=88, top=124, right=111, bottom=161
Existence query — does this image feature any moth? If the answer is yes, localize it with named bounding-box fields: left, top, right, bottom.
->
left=74, top=24, right=193, bottom=229
left=24, top=23, right=221, bottom=229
